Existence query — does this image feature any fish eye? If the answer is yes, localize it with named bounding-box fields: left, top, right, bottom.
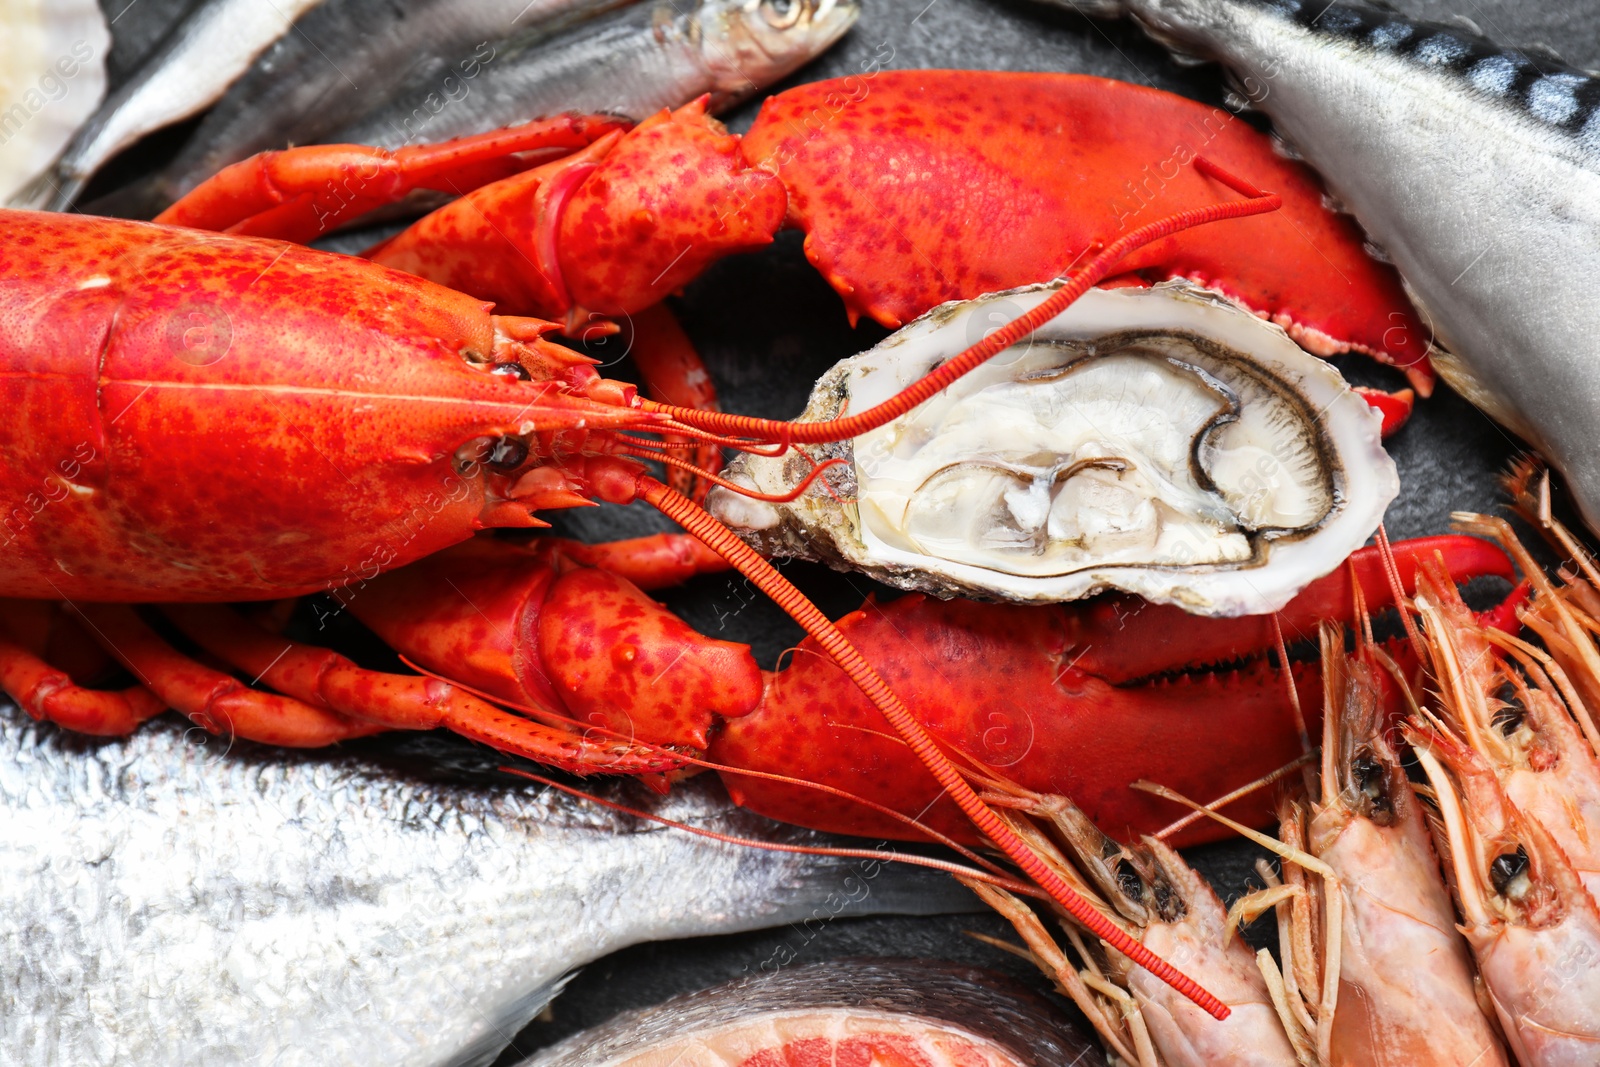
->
left=760, top=0, right=805, bottom=30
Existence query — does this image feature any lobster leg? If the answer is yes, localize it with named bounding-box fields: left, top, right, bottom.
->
left=0, top=601, right=165, bottom=735
left=524, top=533, right=730, bottom=591
left=159, top=604, right=681, bottom=776
left=154, top=114, right=627, bottom=242
left=347, top=539, right=763, bottom=752
left=71, top=605, right=381, bottom=748
left=626, top=305, right=724, bottom=503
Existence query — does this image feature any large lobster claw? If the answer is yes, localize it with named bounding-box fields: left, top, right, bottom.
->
left=711, top=536, right=1516, bottom=847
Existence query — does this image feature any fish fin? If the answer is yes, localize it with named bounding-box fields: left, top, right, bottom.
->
left=443, top=971, right=581, bottom=1067
left=755, top=839, right=993, bottom=920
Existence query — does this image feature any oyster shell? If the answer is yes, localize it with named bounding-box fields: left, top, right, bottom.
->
left=711, top=280, right=1398, bottom=616
left=0, top=0, right=109, bottom=202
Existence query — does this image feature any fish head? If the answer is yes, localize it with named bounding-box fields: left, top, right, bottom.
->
left=701, top=0, right=861, bottom=110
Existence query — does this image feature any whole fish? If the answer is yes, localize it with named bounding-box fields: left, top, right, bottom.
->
left=519, top=958, right=1102, bottom=1067
left=14, top=0, right=328, bottom=210
left=337, top=0, right=858, bottom=149
left=91, top=0, right=854, bottom=219
left=0, top=705, right=975, bottom=1067
left=29, top=0, right=633, bottom=214
left=0, top=0, right=109, bottom=203
left=1073, top=0, right=1600, bottom=535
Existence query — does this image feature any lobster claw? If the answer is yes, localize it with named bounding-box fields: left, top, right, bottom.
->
left=710, top=535, right=1517, bottom=847
left=1064, top=534, right=1515, bottom=685
left=347, top=538, right=762, bottom=753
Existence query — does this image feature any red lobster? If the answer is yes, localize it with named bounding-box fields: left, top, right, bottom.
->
left=0, top=71, right=1442, bottom=1015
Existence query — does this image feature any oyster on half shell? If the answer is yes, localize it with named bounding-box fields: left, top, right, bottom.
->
left=710, top=280, right=1398, bottom=616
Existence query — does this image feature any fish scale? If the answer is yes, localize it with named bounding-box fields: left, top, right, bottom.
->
left=0, top=705, right=975, bottom=1067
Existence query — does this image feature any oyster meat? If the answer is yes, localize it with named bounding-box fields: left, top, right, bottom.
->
left=711, top=281, right=1397, bottom=616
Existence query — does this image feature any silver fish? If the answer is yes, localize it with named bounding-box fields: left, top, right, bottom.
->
left=1071, top=0, right=1600, bottom=534
left=337, top=0, right=858, bottom=152
left=95, top=0, right=855, bottom=218
left=0, top=705, right=974, bottom=1067
left=31, top=0, right=633, bottom=214
left=519, top=958, right=1103, bottom=1066
left=14, top=0, right=328, bottom=210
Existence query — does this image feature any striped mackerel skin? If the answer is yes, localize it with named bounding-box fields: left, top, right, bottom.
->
left=1105, top=0, right=1600, bottom=528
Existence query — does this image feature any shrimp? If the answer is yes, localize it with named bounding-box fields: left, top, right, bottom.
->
left=971, top=793, right=1300, bottom=1067
left=1412, top=534, right=1600, bottom=903
left=1291, top=626, right=1508, bottom=1067
left=1410, top=724, right=1600, bottom=1066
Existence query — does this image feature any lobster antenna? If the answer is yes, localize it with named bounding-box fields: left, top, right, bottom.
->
left=396, top=654, right=1010, bottom=876
left=499, top=767, right=1046, bottom=899
left=641, top=157, right=1282, bottom=448
left=640, top=475, right=1231, bottom=1020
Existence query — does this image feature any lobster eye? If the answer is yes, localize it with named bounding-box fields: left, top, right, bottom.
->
left=486, top=435, right=530, bottom=472
left=491, top=361, right=531, bottom=381
left=761, top=0, right=804, bottom=29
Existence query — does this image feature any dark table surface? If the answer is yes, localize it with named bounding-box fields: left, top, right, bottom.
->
left=84, top=0, right=1600, bottom=1062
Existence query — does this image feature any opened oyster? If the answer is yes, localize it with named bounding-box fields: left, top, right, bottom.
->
left=711, top=280, right=1397, bottom=616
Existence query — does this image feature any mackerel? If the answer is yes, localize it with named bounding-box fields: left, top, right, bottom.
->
left=0, top=705, right=972, bottom=1067
left=1074, top=0, right=1600, bottom=532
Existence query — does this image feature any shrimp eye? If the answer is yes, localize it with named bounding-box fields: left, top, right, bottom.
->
left=1490, top=845, right=1532, bottom=901
left=1151, top=875, right=1183, bottom=921
left=1115, top=859, right=1144, bottom=901
left=1492, top=683, right=1525, bottom=736
left=1352, top=752, right=1393, bottom=817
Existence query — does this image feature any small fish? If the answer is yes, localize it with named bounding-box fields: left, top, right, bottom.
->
left=1071, top=0, right=1600, bottom=534
left=339, top=0, right=859, bottom=150
left=0, top=0, right=109, bottom=203
left=13, top=0, right=328, bottom=210
left=0, top=705, right=976, bottom=1067
left=517, top=957, right=1103, bottom=1066
left=96, top=0, right=857, bottom=219
left=28, top=0, right=632, bottom=213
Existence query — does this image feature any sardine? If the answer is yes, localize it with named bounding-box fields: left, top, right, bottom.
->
left=0, top=0, right=110, bottom=203
left=27, top=0, right=632, bottom=213
left=0, top=705, right=975, bottom=1067
left=1072, top=0, right=1600, bottom=534
left=14, top=0, right=328, bottom=210
left=337, top=0, right=859, bottom=149
left=518, top=958, right=1103, bottom=1067
left=90, top=0, right=854, bottom=220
